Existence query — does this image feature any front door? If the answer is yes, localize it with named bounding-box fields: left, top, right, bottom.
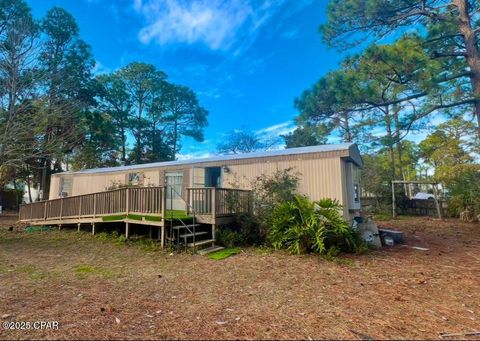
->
left=205, top=167, right=222, bottom=187
left=165, top=171, right=184, bottom=211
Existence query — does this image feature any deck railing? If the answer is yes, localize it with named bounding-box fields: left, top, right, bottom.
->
left=19, top=186, right=252, bottom=223
left=19, top=187, right=166, bottom=222
left=186, top=187, right=252, bottom=216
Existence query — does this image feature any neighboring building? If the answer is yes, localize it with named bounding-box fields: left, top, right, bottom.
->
left=49, top=143, right=363, bottom=220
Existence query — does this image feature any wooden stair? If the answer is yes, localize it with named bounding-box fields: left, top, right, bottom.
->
left=187, top=238, right=215, bottom=248
left=198, top=245, right=224, bottom=255
left=169, top=222, right=215, bottom=251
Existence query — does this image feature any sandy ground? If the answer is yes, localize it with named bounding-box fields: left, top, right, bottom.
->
left=0, top=213, right=479, bottom=340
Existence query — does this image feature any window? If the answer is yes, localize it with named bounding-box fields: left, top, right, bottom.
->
left=165, top=172, right=183, bottom=199
left=60, top=178, right=72, bottom=197
left=128, top=172, right=142, bottom=185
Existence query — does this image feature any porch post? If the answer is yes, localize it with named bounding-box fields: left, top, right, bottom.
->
left=391, top=182, right=396, bottom=219
left=92, top=222, right=96, bottom=235
left=78, top=196, right=82, bottom=219
left=160, top=187, right=166, bottom=249
left=126, top=188, right=130, bottom=215
left=212, top=188, right=217, bottom=217
left=93, top=193, right=97, bottom=218
left=160, top=226, right=165, bottom=249
left=125, top=222, right=130, bottom=239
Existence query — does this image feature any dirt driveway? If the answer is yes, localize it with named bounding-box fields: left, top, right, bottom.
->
left=1, top=215, right=479, bottom=339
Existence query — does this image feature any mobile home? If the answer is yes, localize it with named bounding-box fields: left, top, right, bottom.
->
left=19, top=143, right=362, bottom=250
left=50, top=143, right=361, bottom=216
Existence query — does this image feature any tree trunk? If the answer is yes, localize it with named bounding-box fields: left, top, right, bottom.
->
left=12, top=178, right=18, bottom=209
left=172, top=119, right=178, bottom=158
left=27, top=174, right=33, bottom=203
left=385, top=106, right=396, bottom=181
left=40, top=158, right=52, bottom=201
left=136, top=101, right=144, bottom=163
left=454, top=0, right=480, bottom=135
left=120, top=124, right=126, bottom=162
left=342, top=111, right=352, bottom=142
left=393, top=108, right=407, bottom=193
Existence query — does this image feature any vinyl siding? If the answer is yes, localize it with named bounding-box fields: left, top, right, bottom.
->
left=49, top=149, right=362, bottom=221
left=222, top=157, right=345, bottom=204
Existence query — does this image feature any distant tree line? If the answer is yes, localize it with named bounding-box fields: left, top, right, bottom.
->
left=0, top=0, right=208, bottom=199
left=284, top=0, right=480, bottom=216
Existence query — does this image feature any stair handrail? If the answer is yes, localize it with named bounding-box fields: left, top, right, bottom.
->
left=166, top=184, right=199, bottom=251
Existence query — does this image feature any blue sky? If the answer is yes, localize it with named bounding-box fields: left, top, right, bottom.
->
left=28, top=0, right=347, bottom=159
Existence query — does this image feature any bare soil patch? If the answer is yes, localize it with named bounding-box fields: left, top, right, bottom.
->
left=1, top=215, right=479, bottom=340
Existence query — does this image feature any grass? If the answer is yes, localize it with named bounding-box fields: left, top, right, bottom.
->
left=75, top=264, right=120, bottom=279
left=24, top=226, right=53, bottom=232
left=207, top=247, right=241, bottom=260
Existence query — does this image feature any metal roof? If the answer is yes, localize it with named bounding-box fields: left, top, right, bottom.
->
left=60, top=143, right=362, bottom=175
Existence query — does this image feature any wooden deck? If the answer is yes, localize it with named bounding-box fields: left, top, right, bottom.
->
left=19, top=186, right=252, bottom=248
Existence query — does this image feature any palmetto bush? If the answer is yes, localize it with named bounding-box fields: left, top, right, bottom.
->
left=268, top=195, right=362, bottom=255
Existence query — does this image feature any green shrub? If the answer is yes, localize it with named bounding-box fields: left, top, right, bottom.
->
left=216, top=227, right=243, bottom=247
left=444, top=164, right=480, bottom=217
left=250, top=168, right=300, bottom=242
left=268, top=195, right=363, bottom=255
left=114, top=234, right=127, bottom=245
left=235, top=212, right=262, bottom=245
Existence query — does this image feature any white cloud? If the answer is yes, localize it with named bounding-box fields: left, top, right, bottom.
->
left=255, top=121, right=296, bottom=142
left=176, top=151, right=216, bottom=160
left=133, top=0, right=290, bottom=51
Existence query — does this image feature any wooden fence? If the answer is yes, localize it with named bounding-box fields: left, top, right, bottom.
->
left=19, top=187, right=166, bottom=222
left=398, top=199, right=447, bottom=217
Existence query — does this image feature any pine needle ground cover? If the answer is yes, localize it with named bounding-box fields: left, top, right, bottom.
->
left=1, top=216, right=479, bottom=340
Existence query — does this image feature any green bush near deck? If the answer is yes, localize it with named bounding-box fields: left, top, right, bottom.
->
left=24, top=226, right=53, bottom=232
left=215, top=228, right=243, bottom=247
left=268, top=195, right=366, bottom=255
